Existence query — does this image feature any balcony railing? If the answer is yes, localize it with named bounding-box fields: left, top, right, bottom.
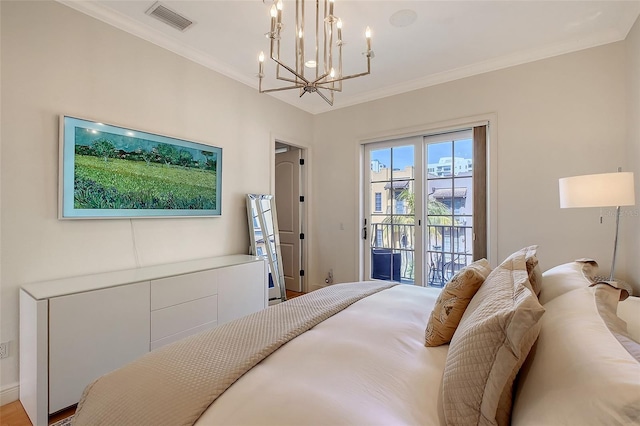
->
left=370, top=222, right=472, bottom=287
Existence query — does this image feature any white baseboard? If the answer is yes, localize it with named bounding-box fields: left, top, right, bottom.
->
left=0, top=382, right=20, bottom=406
left=309, top=283, right=326, bottom=292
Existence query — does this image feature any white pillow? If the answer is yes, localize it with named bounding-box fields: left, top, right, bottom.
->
left=512, top=286, right=640, bottom=425
left=618, top=296, right=640, bottom=342
left=538, top=260, right=598, bottom=305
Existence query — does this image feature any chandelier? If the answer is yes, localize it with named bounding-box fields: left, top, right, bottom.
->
left=257, top=0, right=373, bottom=106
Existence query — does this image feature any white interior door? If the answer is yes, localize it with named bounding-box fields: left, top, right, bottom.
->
left=275, top=148, right=301, bottom=292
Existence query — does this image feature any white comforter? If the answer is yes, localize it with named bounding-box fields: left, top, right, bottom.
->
left=196, top=284, right=447, bottom=425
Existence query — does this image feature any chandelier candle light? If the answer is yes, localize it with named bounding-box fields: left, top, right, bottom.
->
left=258, top=0, right=373, bottom=105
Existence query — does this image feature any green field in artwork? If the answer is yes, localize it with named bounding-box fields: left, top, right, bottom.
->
left=74, top=155, right=217, bottom=210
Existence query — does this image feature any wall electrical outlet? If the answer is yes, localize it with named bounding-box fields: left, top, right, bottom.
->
left=0, top=342, right=8, bottom=359
left=325, top=268, right=334, bottom=284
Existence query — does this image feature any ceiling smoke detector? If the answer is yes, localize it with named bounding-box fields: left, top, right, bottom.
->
left=145, top=2, right=195, bottom=32
left=389, top=9, right=417, bottom=28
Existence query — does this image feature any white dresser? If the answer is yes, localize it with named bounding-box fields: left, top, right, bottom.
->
left=19, top=254, right=267, bottom=426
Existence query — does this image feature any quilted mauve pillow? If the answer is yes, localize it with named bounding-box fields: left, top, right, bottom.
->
left=425, top=258, right=492, bottom=347
left=442, top=252, right=545, bottom=426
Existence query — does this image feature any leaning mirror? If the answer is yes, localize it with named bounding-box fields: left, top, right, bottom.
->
left=247, top=194, right=287, bottom=303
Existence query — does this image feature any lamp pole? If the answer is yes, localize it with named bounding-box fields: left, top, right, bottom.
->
left=609, top=204, right=621, bottom=282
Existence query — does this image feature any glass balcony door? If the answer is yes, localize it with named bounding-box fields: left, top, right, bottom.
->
left=363, top=127, right=485, bottom=287
left=425, top=130, right=474, bottom=287
left=365, top=138, right=422, bottom=285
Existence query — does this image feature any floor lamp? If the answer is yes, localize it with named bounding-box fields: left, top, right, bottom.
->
left=559, top=170, right=635, bottom=285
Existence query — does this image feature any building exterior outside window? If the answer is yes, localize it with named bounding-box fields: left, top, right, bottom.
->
left=375, top=192, right=382, bottom=212
left=366, top=127, right=485, bottom=288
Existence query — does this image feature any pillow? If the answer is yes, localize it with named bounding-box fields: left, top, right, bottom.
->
left=538, top=259, right=598, bottom=305
left=589, top=279, right=630, bottom=301
left=501, top=245, right=541, bottom=296
left=529, top=264, right=542, bottom=297
left=618, top=295, right=640, bottom=342
left=592, top=283, right=640, bottom=361
left=442, top=251, right=545, bottom=426
left=424, top=258, right=492, bottom=347
left=512, top=285, right=640, bottom=425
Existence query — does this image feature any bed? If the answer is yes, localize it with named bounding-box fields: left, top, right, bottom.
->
left=198, top=283, right=446, bottom=426
left=73, top=248, right=640, bottom=426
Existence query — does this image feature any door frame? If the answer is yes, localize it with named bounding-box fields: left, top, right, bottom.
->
left=357, top=113, right=499, bottom=282
left=270, top=133, right=310, bottom=294
left=275, top=147, right=302, bottom=293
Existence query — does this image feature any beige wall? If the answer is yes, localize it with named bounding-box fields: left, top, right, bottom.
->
left=624, top=16, right=640, bottom=289
left=1, top=0, right=638, bottom=404
left=0, top=0, right=313, bottom=396
left=311, top=41, right=630, bottom=291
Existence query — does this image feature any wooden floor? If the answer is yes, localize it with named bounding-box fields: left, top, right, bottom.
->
left=286, top=289, right=304, bottom=299
left=0, top=400, right=75, bottom=426
left=0, top=400, right=31, bottom=426
left=1, top=292, right=307, bottom=426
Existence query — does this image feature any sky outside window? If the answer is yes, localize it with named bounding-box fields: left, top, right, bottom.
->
left=371, top=139, right=472, bottom=170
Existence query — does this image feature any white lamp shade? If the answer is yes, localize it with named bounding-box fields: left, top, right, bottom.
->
left=559, top=172, right=635, bottom=208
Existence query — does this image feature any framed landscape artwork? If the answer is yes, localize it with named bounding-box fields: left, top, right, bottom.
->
left=59, top=116, right=222, bottom=219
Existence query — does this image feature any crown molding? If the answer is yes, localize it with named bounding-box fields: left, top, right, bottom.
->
left=619, top=4, right=640, bottom=37
left=309, top=26, right=629, bottom=115
left=56, top=1, right=258, bottom=89
left=56, top=1, right=637, bottom=116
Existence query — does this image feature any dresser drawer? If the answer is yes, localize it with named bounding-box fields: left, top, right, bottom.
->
left=151, top=269, right=218, bottom=310
left=150, top=321, right=218, bottom=351
left=151, top=295, right=218, bottom=341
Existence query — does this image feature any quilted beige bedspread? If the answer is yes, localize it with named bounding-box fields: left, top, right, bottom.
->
left=73, top=281, right=396, bottom=426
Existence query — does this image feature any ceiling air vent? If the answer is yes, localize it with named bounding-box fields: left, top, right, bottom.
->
left=145, top=2, right=195, bottom=32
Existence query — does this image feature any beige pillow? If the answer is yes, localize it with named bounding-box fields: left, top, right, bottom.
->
left=538, top=259, right=598, bottom=305
left=442, top=252, right=545, bottom=426
left=593, top=283, right=640, bottom=361
left=512, top=286, right=640, bottom=425
left=425, top=259, right=492, bottom=347
left=501, top=245, right=540, bottom=296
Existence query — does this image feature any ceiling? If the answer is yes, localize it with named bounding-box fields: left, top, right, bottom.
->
left=58, top=1, right=640, bottom=115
